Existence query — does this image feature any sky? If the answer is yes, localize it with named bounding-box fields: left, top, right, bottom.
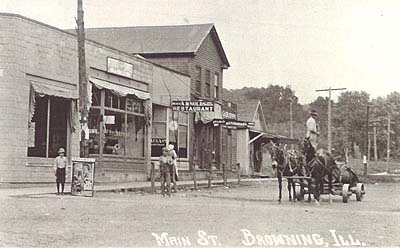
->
left=2, top=0, right=400, bottom=103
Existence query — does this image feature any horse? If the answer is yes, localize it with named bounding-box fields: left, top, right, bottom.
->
left=270, top=144, right=304, bottom=203
left=300, top=138, right=336, bottom=205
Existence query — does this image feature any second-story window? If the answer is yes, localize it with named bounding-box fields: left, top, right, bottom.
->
left=214, top=72, right=219, bottom=99
left=205, top=69, right=211, bottom=97
left=195, top=66, right=202, bottom=93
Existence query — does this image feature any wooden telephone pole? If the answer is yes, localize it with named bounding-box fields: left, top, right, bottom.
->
left=315, top=87, right=346, bottom=153
left=77, top=0, right=88, bottom=157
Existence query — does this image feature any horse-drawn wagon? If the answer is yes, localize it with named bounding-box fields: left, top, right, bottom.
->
left=288, top=162, right=366, bottom=203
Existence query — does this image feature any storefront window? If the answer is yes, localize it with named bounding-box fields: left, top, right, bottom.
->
left=169, top=111, right=189, bottom=159
left=151, top=105, right=167, bottom=157
left=126, top=115, right=145, bottom=157
left=28, top=96, right=68, bottom=158
left=103, top=110, right=125, bottom=155
left=88, top=109, right=101, bottom=154
left=88, top=87, right=146, bottom=158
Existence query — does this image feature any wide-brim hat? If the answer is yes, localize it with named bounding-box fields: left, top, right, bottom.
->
left=58, top=148, right=65, bottom=154
left=309, top=110, right=318, bottom=116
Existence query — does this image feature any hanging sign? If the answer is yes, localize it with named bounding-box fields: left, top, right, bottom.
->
left=172, top=100, right=214, bottom=112
left=71, top=158, right=96, bottom=197
left=212, top=119, right=255, bottom=129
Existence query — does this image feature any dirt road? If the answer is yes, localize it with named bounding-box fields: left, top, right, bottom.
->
left=0, top=181, right=399, bottom=247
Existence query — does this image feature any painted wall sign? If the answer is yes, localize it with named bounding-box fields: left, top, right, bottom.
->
left=71, top=158, right=95, bottom=197
left=172, top=100, right=214, bottom=112
left=151, top=138, right=166, bottom=146
left=107, top=57, right=134, bottom=79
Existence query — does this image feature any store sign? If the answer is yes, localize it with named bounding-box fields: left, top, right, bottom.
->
left=71, top=158, right=95, bottom=197
left=107, top=57, right=133, bottom=79
left=28, top=122, right=35, bottom=147
left=213, top=119, right=255, bottom=129
left=172, top=100, right=214, bottom=112
left=222, top=110, right=237, bottom=120
left=151, top=138, right=166, bottom=146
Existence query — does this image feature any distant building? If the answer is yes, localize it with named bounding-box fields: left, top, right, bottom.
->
left=84, top=24, right=232, bottom=170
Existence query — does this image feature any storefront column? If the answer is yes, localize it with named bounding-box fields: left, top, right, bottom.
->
left=99, top=90, right=105, bottom=170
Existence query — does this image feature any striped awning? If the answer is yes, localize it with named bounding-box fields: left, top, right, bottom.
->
left=89, top=77, right=150, bottom=100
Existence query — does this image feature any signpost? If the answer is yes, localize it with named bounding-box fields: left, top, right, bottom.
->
left=71, top=158, right=96, bottom=197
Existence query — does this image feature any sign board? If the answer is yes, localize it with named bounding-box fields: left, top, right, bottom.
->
left=151, top=138, right=166, bottom=147
left=107, top=57, right=133, bottom=79
left=28, top=122, right=35, bottom=147
left=71, top=158, right=95, bottom=197
left=104, top=115, right=115, bottom=125
left=213, top=119, right=255, bottom=129
left=172, top=100, right=214, bottom=112
left=222, top=110, right=237, bottom=120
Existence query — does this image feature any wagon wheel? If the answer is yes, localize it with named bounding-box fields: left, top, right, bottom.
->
left=295, top=184, right=304, bottom=201
left=355, top=183, right=365, bottom=201
left=342, top=184, right=350, bottom=203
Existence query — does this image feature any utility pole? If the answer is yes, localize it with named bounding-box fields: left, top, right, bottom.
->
left=373, top=122, right=378, bottom=161
left=77, top=0, right=88, bottom=157
left=289, top=97, right=294, bottom=150
left=364, top=105, right=370, bottom=176
left=316, top=87, right=346, bottom=153
left=386, top=112, right=391, bottom=173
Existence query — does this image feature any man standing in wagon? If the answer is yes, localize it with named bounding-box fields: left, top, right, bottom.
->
left=306, top=110, right=320, bottom=156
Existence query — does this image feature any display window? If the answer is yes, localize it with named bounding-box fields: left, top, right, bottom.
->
left=28, top=96, right=68, bottom=158
left=151, top=106, right=189, bottom=159
left=88, top=86, right=145, bottom=158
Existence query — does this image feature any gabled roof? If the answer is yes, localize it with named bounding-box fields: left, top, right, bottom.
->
left=236, top=99, right=261, bottom=122
left=236, top=99, right=268, bottom=132
left=79, top=23, right=229, bottom=67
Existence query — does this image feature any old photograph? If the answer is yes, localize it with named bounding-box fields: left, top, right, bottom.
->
left=0, top=0, right=399, bottom=247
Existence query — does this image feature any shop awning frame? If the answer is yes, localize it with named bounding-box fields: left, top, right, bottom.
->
left=30, top=81, right=78, bottom=99
left=89, top=77, right=150, bottom=100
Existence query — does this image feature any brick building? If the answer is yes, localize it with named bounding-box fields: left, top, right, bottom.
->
left=0, top=13, right=191, bottom=183
left=84, top=24, right=236, bottom=170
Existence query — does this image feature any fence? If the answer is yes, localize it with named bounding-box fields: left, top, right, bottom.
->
left=150, top=162, right=241, bottom=193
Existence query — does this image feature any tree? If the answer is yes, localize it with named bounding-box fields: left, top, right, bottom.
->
left=333, top=91, right=370, bottom=156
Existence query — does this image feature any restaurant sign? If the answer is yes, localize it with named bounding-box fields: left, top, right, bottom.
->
left=107, top=57, right=134, bottom=79
left=172, top=100, right=214, bottom=112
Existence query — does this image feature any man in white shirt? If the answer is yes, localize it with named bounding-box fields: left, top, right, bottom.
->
left=306, top=110, right=320, bottom=155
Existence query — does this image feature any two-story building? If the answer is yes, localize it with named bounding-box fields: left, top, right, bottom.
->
left=85, top=24, right=232, bottom=170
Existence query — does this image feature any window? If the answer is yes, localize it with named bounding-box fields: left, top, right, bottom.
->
left=214, top=73, right=219, bottom=99
left=195, top=66, right=202, bottom=93
left=169, top=111, right=189, bottom=159
left=205, top=69, right=211, bottom=96
left=28, top=96, right=68, bottom=158
left=88, top=86, right=145, bottom=157
left=151, top=105, right=167, bottom=157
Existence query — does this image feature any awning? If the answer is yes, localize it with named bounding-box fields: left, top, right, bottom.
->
left=31, top=81, right=78, bottom=99
left=29, top=81, right=79, bottom=132
left=89, top=77, right=150, bottom=100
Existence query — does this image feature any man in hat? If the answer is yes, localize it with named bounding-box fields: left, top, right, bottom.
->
left=54, top=148, right=67, bottom=195
left=306, top=110, right=320, bottom=156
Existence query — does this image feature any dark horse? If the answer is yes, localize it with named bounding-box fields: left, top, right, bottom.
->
left=271, top=144, right=304, bottom=203
left=301, top=138, right=336, bottom=204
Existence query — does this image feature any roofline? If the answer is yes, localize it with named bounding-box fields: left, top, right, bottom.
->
left=0, top=12, right=191, bottom=80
